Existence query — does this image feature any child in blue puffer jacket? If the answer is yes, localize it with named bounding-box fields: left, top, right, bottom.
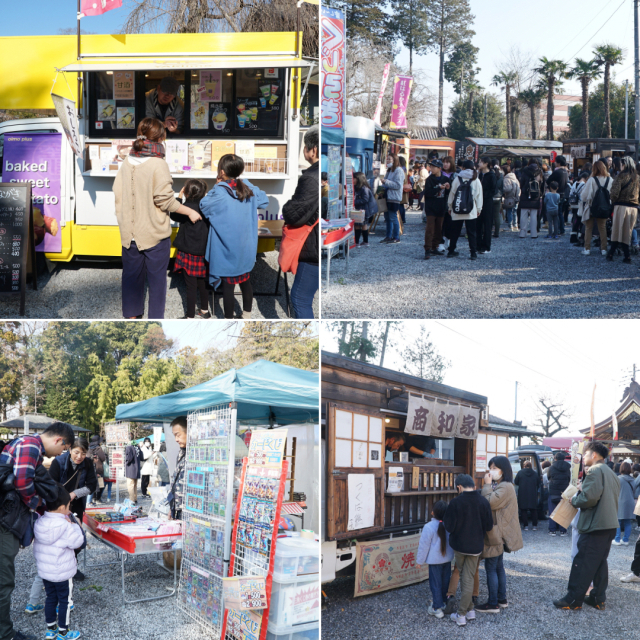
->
left=417, top=500, right=454, bottom=619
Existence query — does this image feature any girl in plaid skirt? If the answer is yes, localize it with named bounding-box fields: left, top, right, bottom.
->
left=171, top=179, right=211, bottom=318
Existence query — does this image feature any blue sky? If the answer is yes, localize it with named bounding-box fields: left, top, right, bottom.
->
left=0, top=0, right=125, bottom=36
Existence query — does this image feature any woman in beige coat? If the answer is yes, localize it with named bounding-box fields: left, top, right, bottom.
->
left=580, top=161, right=612, bottom=256
left=113, top=117, right=201, bottom=319
left=476, top=455, right=523, bottom=613
left=607, top=156, right=640, bottom=263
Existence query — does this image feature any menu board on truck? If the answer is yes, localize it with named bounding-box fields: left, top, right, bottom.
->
left=208, top=103, right=232, bottom=135
left=0, top=183, right=37, bottom=314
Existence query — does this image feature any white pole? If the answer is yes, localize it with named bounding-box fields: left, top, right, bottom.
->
left=23, top=414, right=29, bottom=435
left=626, top=79, right=629, bottom=139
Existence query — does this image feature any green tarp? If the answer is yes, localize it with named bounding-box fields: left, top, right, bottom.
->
left=115, top=360, right=318, bottom=425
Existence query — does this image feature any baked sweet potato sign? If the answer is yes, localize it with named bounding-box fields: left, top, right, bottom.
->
left=2, top=133, right=62, bottom=253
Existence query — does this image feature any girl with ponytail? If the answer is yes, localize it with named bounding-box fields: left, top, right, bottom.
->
left=417, top=500, right=454, bottom=618
left=200, top=154, right=269, bottom=319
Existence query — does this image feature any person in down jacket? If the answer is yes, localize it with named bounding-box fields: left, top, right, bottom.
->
left=200, top=153, right=269, bottom=320
left=33, top=484, right=85, bottom=640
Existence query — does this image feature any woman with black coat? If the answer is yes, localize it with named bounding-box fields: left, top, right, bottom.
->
left=48, top=437, right=97, bottom=580
left=353, top=172, right=378, bottom=246
left=514, top=461, right=542, bottom=530
left=282, top=126, right=319, bottom=319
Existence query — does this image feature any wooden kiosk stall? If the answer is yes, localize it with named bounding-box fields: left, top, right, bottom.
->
left=321, top=352, right=487, bottom=594
left=564, top=138, right=639, bottom=179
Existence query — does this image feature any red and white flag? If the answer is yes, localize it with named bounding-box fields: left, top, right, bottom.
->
left=612, top=410, right=618, bottom=441
left=79, top=0, right=122, bottom=17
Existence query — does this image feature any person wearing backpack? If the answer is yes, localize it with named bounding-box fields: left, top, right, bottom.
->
left=569, top=172, right=589, bottom=244
left=518, top=160, right=545, bottom=239
left=477, top=157, right=497, bottom=254
left=446, top=159, right=483, bottom=260
left=502, top=166, right=521, bottom=232
left=581, top=161, right=612, bottom=256
left=607, top=156, right=640, bottom=263
left=547, top=156, right=570, bottom=235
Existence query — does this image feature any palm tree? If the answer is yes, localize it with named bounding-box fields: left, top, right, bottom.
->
left=593, top=44, right=626, bottom=137
left=568, top=58, right=602, bottom=137
left=518, top=87, right=547, bottom=140
left=533, top=57, right=569, bottom=140
left=491, top=71, right=517, bottom=138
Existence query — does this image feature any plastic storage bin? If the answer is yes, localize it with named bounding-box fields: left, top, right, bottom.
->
left=269, top=575, right=319, bottom=627
left=272, top=537, right=320, bottom=581
left=266, top=620, right=319, bottom=640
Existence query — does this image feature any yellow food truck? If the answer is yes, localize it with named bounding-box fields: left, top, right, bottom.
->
left=0, top=32, right=312, bottom=261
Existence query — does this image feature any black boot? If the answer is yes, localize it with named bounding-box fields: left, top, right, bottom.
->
left=622, top=243, right=631, bottom=263
left=607, top=241, right=617, bottom=261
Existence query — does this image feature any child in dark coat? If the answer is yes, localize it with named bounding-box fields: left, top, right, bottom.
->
left=171, top=179, right=211, bottom=319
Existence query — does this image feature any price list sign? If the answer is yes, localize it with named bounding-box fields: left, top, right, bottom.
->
left=222, top=576, right=268, bottom=611
left=0, top=183, right=36, bottom=314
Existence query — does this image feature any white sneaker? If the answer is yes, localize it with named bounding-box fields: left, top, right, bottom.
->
left=450, top=613, right=466, bottom=626
left=621, top=572, right=640, bottom=583
left=466, top=609, right=476, bottom=620
left=582, top=249, right=590, bottom=255
left=601, top=250, right=607, bottom=255
left=622, top=541, right=630, bottom=546
left=437, top=244, right=445, bottom=252
left=428, top=606, right=444, bottom=618
left=444, top=238, right=450, bottom=249
left=612, top=540, right=623, bottom=545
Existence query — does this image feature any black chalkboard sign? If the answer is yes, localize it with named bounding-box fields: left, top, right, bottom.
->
left=0, top=183, right=37, bottom=315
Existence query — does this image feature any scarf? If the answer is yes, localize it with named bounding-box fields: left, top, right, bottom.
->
left=225, top=179, right=237, bottom=189
left=130, top=141, right=165, bottom=159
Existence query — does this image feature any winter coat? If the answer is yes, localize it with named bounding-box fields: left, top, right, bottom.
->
left=571, top=461, right=620, bottom=534
left=547, top=167, right=569, bottom=197
left=502, top=172, right=521, bottom=207
left=417, top=517, right=454, bottom=566
left=610, top=170, right=640, bottom=207
left=170, top=447, right=186, bottom=520
left=548, top=459, right=571, bottom=496
left=282, top=161, right=319, bottom=265
left=125, top=445, right=141, bottom=480
left=89, top=440, right=106, bottom=478
left=383, top=167, right=405, bottom=203
left=140, top=444, right=154, bottom=476
left=480, top=170, right=497, bottom=211
left=200, top=179, right=270, bottom=286
left=354, top=186, right=378, bottom=222
left=581, top=176, right=612, bottom=222
left=170, top=200, right=210, bottom=256
left=33, top=511, right=85, bottom=582
left=570, top=179, right=587, bottom=216
left=49, top=452, right=98, bottom=518
left=423, top=173, right=451, bottom=217
left=618, top=474, right=639, bottom=520
left=514, top=467, right=541, bottom=510
left=447, top=169, right=483, bottom=221
left=401, top=170, right=410, bottom=206
left=481, top=482, right=524, bottom=558
left=518, top=164, right=545, bottom=209
left=443, top=490, right=493, bottom=556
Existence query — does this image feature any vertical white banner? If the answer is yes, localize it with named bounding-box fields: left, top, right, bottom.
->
left=373, top=63, right=391, bottom=126
left=347, top=473, right=375, bottom=530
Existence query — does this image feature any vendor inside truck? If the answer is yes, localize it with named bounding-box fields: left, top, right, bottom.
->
left=145, top=76, right=184, bottom=135
left=407, top=434, right=437, bottom=458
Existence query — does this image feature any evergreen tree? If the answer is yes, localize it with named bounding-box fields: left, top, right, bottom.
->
left=444, top=41, right=481, bottom=96
left=446, top=93, right=506, bottom=140
left=327, top=0, right=391, bottom=44
left=387, top=0, right=429, bottom=75
left=401, top=326, right=449, bottom=382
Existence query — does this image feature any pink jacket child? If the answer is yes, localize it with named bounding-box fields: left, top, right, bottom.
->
left=33, top=508, right=85, bottom=639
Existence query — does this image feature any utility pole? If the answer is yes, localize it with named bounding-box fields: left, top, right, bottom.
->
left=484, top=95, right=488, bottom=137
left=514, top=381, right=519, bottom=422
left=625, top=79, right=629, bottom=139
left=633, top=0, right=640, bottom=140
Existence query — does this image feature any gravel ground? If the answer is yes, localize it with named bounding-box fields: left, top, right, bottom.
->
left=0, top=251, right=318, bottom=319
left=321, top=209, right=640, bottom=319
left=10, top=482, right=210, bottom=640
left=322, top=520, right=640, bottom=640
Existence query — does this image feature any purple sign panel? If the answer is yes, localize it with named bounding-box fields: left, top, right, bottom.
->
left=390, top=75, right=413, bottom=130
left=2, top=133, right=62, bottom=253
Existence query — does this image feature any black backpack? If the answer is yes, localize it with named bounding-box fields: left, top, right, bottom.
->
left=591, top=178, right=612, bottom=219
left=451, top=178, right=474, bottom=215
left=524, top=177, right=540, bottom=201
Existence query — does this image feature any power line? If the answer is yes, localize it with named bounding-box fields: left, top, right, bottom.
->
left=554, top=2, right=616, bottom=60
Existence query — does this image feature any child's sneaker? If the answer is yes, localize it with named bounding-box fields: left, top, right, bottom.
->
left=466, top=609, right=476, bottom=620
left=25, top=603, right=44, bottom=614
left=428, top=605, right=444, bottom=618
left=450, top=613, right=466, bottom=626
left=45, top=628, right=58, bottom=640
left=57, top=631, right=81, bottom=640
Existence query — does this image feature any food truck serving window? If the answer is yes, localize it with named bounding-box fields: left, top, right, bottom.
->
left=88, top=68, right=285, bottom=140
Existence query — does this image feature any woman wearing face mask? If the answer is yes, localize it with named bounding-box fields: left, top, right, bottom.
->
left=379, top=153, right=405, bottom=244
left=476, top=456, right=523, bottom=614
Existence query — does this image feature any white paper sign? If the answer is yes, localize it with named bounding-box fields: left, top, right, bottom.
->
left=405, top=394, right=436, bottom=436
left=387, top=467, right=404, bottom=493
left=153, top=426, right=163, bottom=452
left=456, top=406, right=480, bottom=440
left=348, top=474, right=375, bottom=531
left=50, top=93, right=82, bottom=158
left=236, top=140, right=255, bottom=165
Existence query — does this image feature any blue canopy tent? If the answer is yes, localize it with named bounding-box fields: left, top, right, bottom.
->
left=115, top=360, right=318, bottom=425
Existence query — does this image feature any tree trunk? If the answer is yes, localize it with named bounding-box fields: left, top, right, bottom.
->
left=604, top=64, right=611, bottom=138
left=581, top=78, right=589, bottom=137
left=409, top=11, right=413, bottom=76
left=438, top=35, right=445, bottom=129
left=530, top=101, right=537, bottom=140
left=505, top=87, right=511, bottom=138
left=380, top=322, right=390, bottom=367
left=547, top=79, right=555, bottom=141
left=358, top=322, right=369, bottom=362
left=468, top=90, right=475, bottom=114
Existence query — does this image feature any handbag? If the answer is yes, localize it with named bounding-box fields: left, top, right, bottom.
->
left=278, top=219, right=319, bottom=275
left=97, top=477, right=105, bottom=489
left=376, top=197, right=388, bottom=214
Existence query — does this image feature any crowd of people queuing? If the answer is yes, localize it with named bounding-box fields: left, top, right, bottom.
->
left=349, top=149, right=640, bottom=264
left=114, top=117, right=319, bottom=320
left=415, top=443, right=640, bottom=627
left=0, top=420, right=187, bottom=640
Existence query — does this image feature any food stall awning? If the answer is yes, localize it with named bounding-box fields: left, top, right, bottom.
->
left=467, top=137, right=562, bottom=149
left=115, top=359, right=319, bottom=425
left=60, top=56, right=311, bottom=72
left=482, top=147, right=554, bottom=158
